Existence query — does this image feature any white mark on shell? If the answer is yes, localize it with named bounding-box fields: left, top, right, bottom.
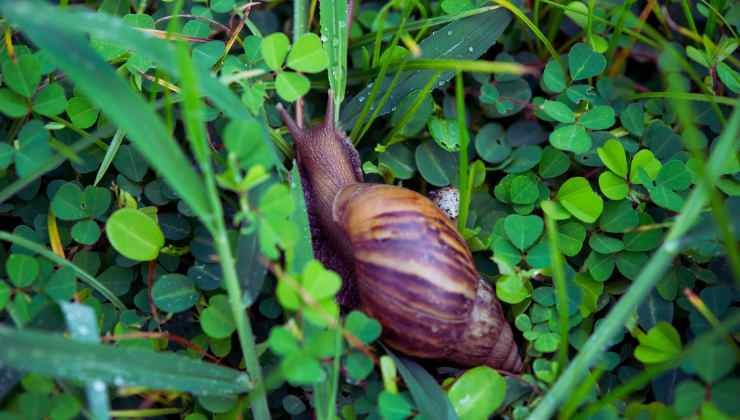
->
left=428, top=187, right=460, bottom=220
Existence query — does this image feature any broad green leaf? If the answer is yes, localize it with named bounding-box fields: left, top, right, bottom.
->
left=275, top=72, right=310, bottom=102
left=106, top=208, right=164, bottom=261
left=589, top=234, right=624, bottom=254
left=568, top=42, right=606, bottom=81
left=14, top=120, right=52, bottom=178
left=717, top=62, right=740, bottom=94
left=32, top=82, right=67, bottom=116
left=684, top=340, right=735, bottom=383
left=656, top=160, right=692, bottom=191
left=301, top=260, right=341, bottom=300
left=541, top=100, right=575, bottom=123
left=630, top=149, right=662, bottom=184
left=152, top=274, right=198, bottom=313
left=71, top=220, right=101, bottom=245
left=579, top=105, right=615, bottom=130
left=341, top=9, right=511, bottom=127
left=428, top=117, right=461, bottom=152
left=260, top=32, right=290, bottom=71
left=599, top=200, right=639, bottom=233
left=66, top=96, right=99, bottom=129
left=564, top=1, right=589, bottom=27
left=200, top=295, right=236, bottom=339
left=378, top=391, right=413, bottom=419
left=504, top=214, right=544, bottom=251
left=558, top=221, right=586, bottom=256
left=345, top=311, right=381, bottom=344
left=496, top=274, right=530, bottom=304
left=597, top=139, right=628, bottom=178
left=1, top=54, right=41, bottom=97
left=0, top=88, right=29, bottom=118
left=510, top=175, right=539, bottom=205
left=51, top=183, right=87, bottom=221
left=549, top=124, right=591, bottom=154
left=620, top=103, right=645, bottom=136
left=387, top=351, right=458, bottom=420
left=557, top=177, right=604, bottom=223
left=448, top=366, right=506, bottom=420
left=538, top=146, right=570, bottom=178
left=415, top=141, right=457, bottom=186
left=6, top=254, right=39, bottom=287
left=0, top=325, right=250, bottom=395
left=113, top=145, right=149, bottom=182
left=542, top=59, right=566, bottom=93
left=281, top=353, right=326, bottom=385
left=345, top=352, right=374, bottom=381
left=287, top=33, right=329, bottom=73
left=649, top=185, right=684, bottom=211
left=634, top=322, right=682, bottom=364
left=598, top=171, right=629, bottom=200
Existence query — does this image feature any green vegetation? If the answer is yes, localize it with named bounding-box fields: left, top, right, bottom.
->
left=0, top=0, right=737, bottom=419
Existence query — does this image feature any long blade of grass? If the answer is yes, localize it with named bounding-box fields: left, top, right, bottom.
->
left=529, top=101, right=740, bottom=420
left=0, top=2, right=214, bottom=223
left=0, top=325, right=251, bottom=396
left=0, top=231, right=125, bottom=310
left=491, top=0, right=561, bottom=64
left=93, top=129, right=125, bottom=186
left=341, top=8, right=511, bottom=128
left=175, top=38, right=271, bottom=420
left=320, top=0, right=348, bottom=123
left=60, top=303, right=111, bottom=420
left=455, top=71, right=471, bottom=232
left=626, top=91, right=737, bottom=106
left=544, top=215, right=569, bottom=373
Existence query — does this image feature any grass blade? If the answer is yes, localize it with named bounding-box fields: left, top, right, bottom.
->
left=340, top=8, right=511, bottom=128
left=455, top=71, right=471, bottom=232
left=93, top=129, right=125, bottom=186
left=0, top=325, right=250, bottom=396
left=529, top=101, right=740, bottom=420
left=544, top=215, right=569, bottom=373
left=320, top=0, right=348, bottom=122
left=491, top=0, right=560, bottom=64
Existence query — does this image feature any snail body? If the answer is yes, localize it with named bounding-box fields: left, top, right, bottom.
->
left=277, top=97, right=522, bottom=373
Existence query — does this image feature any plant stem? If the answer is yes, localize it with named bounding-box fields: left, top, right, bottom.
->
left=529, top=102, right=740, bottom=420
left=455, top=71, right=471, bottom=232
left=545, top=215, right=569, bottom=374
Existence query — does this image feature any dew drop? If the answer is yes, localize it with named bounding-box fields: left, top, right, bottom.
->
left=447, top=30, right=453, bottom=36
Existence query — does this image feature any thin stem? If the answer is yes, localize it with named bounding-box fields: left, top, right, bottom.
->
left=545, top=215, right=569, bottom=374
left=455, top=71, right=471, bottom=232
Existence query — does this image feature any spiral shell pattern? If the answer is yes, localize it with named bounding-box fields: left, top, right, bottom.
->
left=333, top=183, right=522, bottom=372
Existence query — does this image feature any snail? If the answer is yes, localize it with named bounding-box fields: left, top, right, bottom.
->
left=276, top=95, right=522, bottom=373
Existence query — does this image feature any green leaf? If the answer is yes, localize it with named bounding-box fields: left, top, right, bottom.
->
left=634, top=322, right=682, bottom=364
left=15, top=120, right=52, bottom=178
left=541, top=100, right=575, bottom=123
left=542, top=59, right=566, bottom=93
left=387, top=351, right=458, bottom=420
left=549, top=124, right=591, bottom=154
left=275, top=72, right=310, bottom=102
left=568, top=42, right=606, bottom=81
left=113, top=145, right=149, bottom=182
left=496, top=274, right=530, bottom=304
left=0, top=281, right=11, bottom=310
left=71, top=220, right=101, bottom=245
left=224, top=119, right=274, bottom=170
left=598, top=171, right=629, bottom=200
left=599, top=200, right=639, bottom=233
left=538, top=146, right=570, bottom=178
left=345, top=352, right=374, bottom=381
left=656, top=160, right=692, bottom=191
left=281, top=353, right=326, bottom=385
left=620, top=103, right=645, bottom=136
left=429, top=117, right=461, bottom=152
left=51, top=183, right=87, bottom=221
left=66, top=96, right=99, bottom=129
left=0, top=325, right=250, bottom=395
left=579, top=105, right=615, bottom=130
left=415, top=141, right=457, bottom=186
left=260, top=32, right=290, bottom=71
left=717, top=62, right=740, bottom=94
left=0, top=87, right=29, bottom=117
left=378, top=391, right=413, bottom=420
left=589, top=234, right=624, bottom=254
left=650, top=185, right=684, bottom=211
left=345, top=311, right=381, bottom=345
left=6, top=254, right=39, bottom=287
left=210, top=0, right=234, bottom=13
left=32, top=82, right=67, bottom=116
left=448, top=366, right=506, bottom=420
left=596, top=139, right=628, bottom=178
left=510, top=175, right=539, bottom=205
left=200, top=295, right=236, bottom=339
left=320, top=0, right=348, bottom=121
left=557, top=177, right=604, bottom=223
left=2, top=54, right=41, bottom=97
left=286, top=33, right=329, bottom=73
left=105, top=208, right=164, bottom=261
left=558, top=221, right=586, bottom=256
left=301, top=260, right=341, bottom=300
left=630, top=149, right=662, bottom=184
left=504, top=214, right=544, bottom=251
left=152, top=274, right=198, bottom=313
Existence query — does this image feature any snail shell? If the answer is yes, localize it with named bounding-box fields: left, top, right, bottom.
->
left=277, top=95, right=522, bottom=373
left=334, top=184, right=522, bottom=372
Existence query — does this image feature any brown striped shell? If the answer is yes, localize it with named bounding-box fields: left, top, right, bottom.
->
left=333, top=183, right=522, bottom=373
